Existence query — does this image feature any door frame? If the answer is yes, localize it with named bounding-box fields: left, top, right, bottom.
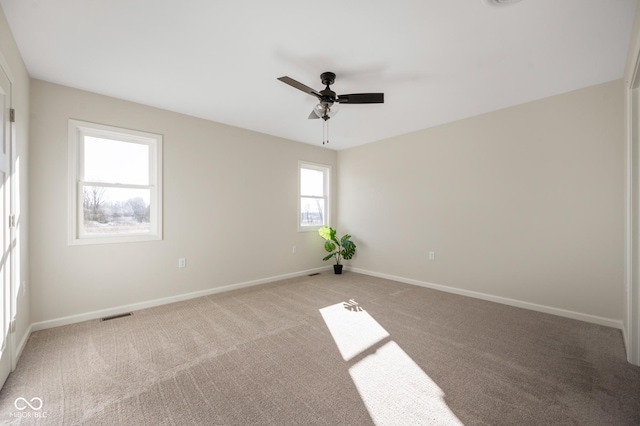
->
left=625, top=46, right=640, bottom=366
left=0, top=52, right=14, bottom=379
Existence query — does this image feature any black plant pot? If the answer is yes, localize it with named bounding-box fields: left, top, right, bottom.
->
left=333, top=264, right=343, bottom=275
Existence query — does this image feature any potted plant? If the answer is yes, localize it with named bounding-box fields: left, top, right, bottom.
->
left=318, top=226, right=356, bottom=274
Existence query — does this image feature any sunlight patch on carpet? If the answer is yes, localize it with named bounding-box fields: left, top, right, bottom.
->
left=319, top=301, right=389, bottom=362
left=320, top=300, right=463, bottom=425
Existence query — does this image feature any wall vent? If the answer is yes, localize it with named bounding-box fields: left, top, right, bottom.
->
left=101, top=312, right=133, bottom=321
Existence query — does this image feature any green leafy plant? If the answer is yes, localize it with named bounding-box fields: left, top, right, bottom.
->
left=318, top=226, right=356, bottom=265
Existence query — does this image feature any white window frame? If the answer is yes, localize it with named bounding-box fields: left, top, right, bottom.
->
left=298, top=161, right=331, bottom=232
left=68, top=119, right=163, bottom=245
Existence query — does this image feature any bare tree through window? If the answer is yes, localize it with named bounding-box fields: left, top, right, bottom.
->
left=83, top=186, right=107, bottom=222
left=299, top=162, right=330, bottom=229
left=69, top=119, right=162, bottom=244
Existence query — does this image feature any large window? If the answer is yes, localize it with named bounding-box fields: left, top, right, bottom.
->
left=299, top=161, right=330, bottom=231
left=68, top=120, right=162, bottom=245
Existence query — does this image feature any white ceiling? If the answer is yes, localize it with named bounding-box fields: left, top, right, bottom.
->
left=0, top=0, right=636, bottom=150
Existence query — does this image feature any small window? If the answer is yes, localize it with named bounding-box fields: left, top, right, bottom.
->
left=68, top=120, right=162, bottom=245
left=299, top=161, right=330, bottom=231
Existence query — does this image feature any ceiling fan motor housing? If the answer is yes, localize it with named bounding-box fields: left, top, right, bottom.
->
left=320, top=88, right=336, bottom=104
left=320, top=72, right=337, bottom=103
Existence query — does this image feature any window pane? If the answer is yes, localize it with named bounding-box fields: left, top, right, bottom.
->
left=300, top=168, right=324, bottom=197
left=84, top=136, right=149, bottom=185
left=300, top=197, right=325, bottom=226
left=82, top=186, right=151, bottom=234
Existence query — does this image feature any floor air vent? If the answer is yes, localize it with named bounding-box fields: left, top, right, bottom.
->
left=308, top=273, right=320, bottom=276
left=101, top=312, right=133, bottom=321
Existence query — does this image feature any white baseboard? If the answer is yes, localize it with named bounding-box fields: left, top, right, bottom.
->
left=12, top=323, right=32, bottom=371
left=15, top=324, right=32, bottom=359
left=28, top=265, right=623, bottom=334
left=622, top=322, right=630, bottom=359
left=348, top=267, right=624, bottom=330
left=31, top=266, right=332, bottom=332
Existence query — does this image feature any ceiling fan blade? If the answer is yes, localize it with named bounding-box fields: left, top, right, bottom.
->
left=278, top=76, right=322, bottom=99
left=337, top=93, right=384, bottom=104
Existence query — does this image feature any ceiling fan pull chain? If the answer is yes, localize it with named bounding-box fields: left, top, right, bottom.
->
left=322, top=120, right=326, bottom=145
left=322, top=120, right=329, bottom=145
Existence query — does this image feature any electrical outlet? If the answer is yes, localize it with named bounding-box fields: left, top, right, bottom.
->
left=178, top=258, right=186, bottom=268
left=21, top=281, right=26, bottom=296
left=428, top=251, right=435, bottom=261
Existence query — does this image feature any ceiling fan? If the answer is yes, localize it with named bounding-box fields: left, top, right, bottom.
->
left=277, top=72, right=384, bottom=121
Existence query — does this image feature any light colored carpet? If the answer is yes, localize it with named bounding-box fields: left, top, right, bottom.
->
left=0, top=272, right=638, bottom=425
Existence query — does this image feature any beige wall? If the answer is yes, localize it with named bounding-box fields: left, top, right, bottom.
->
left=0, top=6, right=30, bottom=359
left=15, top=9, right=630, bottom=334
left=29, top=80, right=336, bottom=324
left=338, top=80, right=625, bottom=323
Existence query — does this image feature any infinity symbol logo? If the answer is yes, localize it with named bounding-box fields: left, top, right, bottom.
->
left=14, top=397, right=43, bottom=411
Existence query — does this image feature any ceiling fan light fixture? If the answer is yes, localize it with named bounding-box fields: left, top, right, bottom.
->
left=312, top=103, right=325, bottom=119
left=313, top=102, right=339, bottom=120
